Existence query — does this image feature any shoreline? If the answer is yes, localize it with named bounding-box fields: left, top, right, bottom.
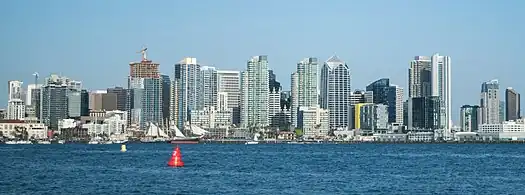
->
left=3, top=140, right=525, bottom=145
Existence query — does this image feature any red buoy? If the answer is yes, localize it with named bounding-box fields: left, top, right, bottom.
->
left=167, top=145, right=184, bottom=167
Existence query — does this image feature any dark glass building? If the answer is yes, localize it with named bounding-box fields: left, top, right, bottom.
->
left=408, top=96, right=440, bottom=130
left=505, top=88, right=520, bottom=121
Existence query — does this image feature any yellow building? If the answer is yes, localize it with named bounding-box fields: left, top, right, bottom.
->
left=354, top=103, right=372, bottom=129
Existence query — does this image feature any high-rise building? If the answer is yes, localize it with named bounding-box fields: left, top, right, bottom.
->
left=409, top=56, right=432, bottom=98
left=240, top=55, right=269, bottom=128
left=291, top=57, right=318, bottom=128
left=26, top=84, right=42, bottom=106
left=161, top=75, right=171, bottom=123
left=366, top=78, right=404, bottom=124
left=173, top=57, right=201, bottom=129
left=41, top=74, right=80, bottom=130
left=217, top=70, right=241, bottom=125
left=500, top=100, right=505, bottom=123
left=431, top=53, right=452, bottom=130
left=348, top=90, right=374, bottom=129
left=7, top=80, right=25, bottom=120
left=460, top=105, right=480, bottom=132
left=127, top=48, right=163, bottom=130
left=107, top=87, right=127, bottom=111
left=388, top=85, right=404, bottom=124
left=505, top=87, right=520, bottom=121
left=480, top=79, right=500, bottom=124
left=80, top=89, right=89, bottom=116
left=269, top=86, right=281, bottom=128
left=89, top=90, right=117, bottom=111
left=68, top=90, right=82, bottom=118
left=407, top=96, right=440, bottom=130
left=366, top=78, right=390, bottom=104
left=359, top=104, right=388, bottom=132
left=200, top=66, right=218, bottom=109
left=320, top=55, right=351, bottom=130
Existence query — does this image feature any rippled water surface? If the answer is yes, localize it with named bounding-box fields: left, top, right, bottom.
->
left=1, top=144, right=525, bottom=194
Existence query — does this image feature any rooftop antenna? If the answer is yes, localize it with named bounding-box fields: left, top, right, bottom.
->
left=137, top=45, right=148, bottom=61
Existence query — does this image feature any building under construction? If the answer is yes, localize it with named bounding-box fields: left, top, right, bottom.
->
left=127, top=48, right=163, bottom=130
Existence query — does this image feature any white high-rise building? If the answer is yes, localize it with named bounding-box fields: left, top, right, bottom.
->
left=481, top=79, right=500, bottom=124
left=200, top=66, right=218, bottom=109
left=217, top=70, right=241, bottom=124
left=390, top=85, right=404, bottom=124
left=431, top=53, right=452, bottom=130
left=291, top=57, right=318, bottom=128
left=7, top=80, right=25, bottom=120
left=26, top=84, right=42, bottom=106
left=320, top=55, right=351, bottom=130
left=240, top=55, right=269, bottom=128
left=8, top=80, right=23, bottom=101
left=173, top=57, right=201, bottom=129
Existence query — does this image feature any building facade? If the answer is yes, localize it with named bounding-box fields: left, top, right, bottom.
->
left=505, top=87, right=520, bottom=121
left=480, top=79, right=500, bottom=124
left=297, top=106, right=329, bottom=138
left=173, top=57, right=201, bottom=130
left=217, top=70, right=241, bottom=125
left=291, top=57, right=318, bottom=128
left=460, top=105, right=480, bottom=132
left=320, top=55, right=351, bottom=130
left=240, top=55, right=269, bottom=128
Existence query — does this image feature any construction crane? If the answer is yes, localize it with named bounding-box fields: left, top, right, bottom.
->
left=32, top=72, right=39, bottom=86
left=137, top=46, right=148, bottom=61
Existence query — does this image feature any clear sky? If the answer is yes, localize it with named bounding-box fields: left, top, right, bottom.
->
left=1, top=0, right=524, bottom=123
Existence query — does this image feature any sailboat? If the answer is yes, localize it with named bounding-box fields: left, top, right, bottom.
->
left=140, top=122, right=170, bottom=143
left=245, top=133, right=261, bottom=145
left=167, top=123, right=206, bottom=144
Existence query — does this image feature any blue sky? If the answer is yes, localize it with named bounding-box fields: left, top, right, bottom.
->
left=1, top=0, right=524, bottom=123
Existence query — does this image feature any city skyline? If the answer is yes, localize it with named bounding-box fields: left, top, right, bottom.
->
left=2, top=0, right=525, bottom=123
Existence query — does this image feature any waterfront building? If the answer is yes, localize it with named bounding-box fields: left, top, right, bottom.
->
left=7, top=80, right=25, bottom=120
left=297, top=106, right=329, bottom=138
left=0, top=119, right=48, bottom=139
left=505, top=87, right=520, bottom=121
left=430, top=53, right=452, bottom=131
left=478, top=119, right=525, bottom=141
left=217, top=70, right=241, bottom=125
left=240, top=55, right=269, bottom=128
left=480, top=79, right=500, bottom=124
left=127, top=48, right=162, bottom=130
left=291, top=57, right=318, bottom=128
left=407, top=96, right=440, bottom=130
left=459, top=105, right=480, bottom=132
left=320, top=55, right=351, bottom=130
left=190, top=106, right=232, bottom=137
left=359, top=104, right=388, bottom=133
left=200, top=66, right=218, bottom=109
left=348, top=90, right=373, bottom=129
left=41, top=74, right=82, bottom=130
left=172, top=57, right=201, bottom=130
left=366, top=78, right=405, bottom=124
left=160, top=75, right=171, bottom=123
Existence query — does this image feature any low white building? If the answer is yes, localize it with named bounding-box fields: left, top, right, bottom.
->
left=0, top=120, right=48, bottom=139
left=479, top=119, right=525, bottom=141
left=83, top=114, right=126, bottom=136
left=297, top=106, right=329, bottom=138
left=407, top=131, right=434, bottom=142
left=191, top=106, right=232, bottom=128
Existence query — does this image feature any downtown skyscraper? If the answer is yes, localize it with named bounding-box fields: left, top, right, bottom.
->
left=320, top=55, right=351, bottom=130
left=172, top=57, right=201, bottom=130
left=430, top=53, right=452, bottom=130
left=7, top=80, right=25, bottom=120
left=291, top=57, right=318, bottom=128
left=505, top=87, right=520, bottom=121
left=127, top=48, right=163, bottom=130
left=407, top=54, right=451, bottom=132
left=217, top=70, right=241, bottom=125
left=480, top=79, right=500, bottom=124
left=241, top=55, right=269, bottom=128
